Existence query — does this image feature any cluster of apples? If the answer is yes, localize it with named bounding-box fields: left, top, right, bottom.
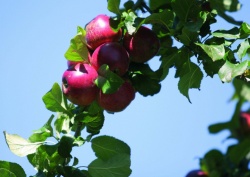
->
left=62, top=14, right=160, bottom=112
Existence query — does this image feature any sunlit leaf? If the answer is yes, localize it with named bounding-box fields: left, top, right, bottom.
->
left=212, top=27, right=240, bottom=39
left=196, top=43, right=225, bottom=61
left=218, top=60, right=248, bottom=82
left=4, top=131, right=42, bottom=157
left=237, top=39, right=250, bottom=60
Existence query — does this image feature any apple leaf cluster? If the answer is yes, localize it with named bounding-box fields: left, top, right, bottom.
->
left=2, top=0, right=250, bottom=177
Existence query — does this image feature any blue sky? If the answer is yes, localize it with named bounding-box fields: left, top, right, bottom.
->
left=0, top=1, right=250, bottom=177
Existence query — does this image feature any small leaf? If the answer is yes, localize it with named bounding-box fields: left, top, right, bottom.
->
left=178, top=62, right=203, bottom=103
left=178, top=27, right=198, bottom=46
left=91, top=135, right=131, bottom=161
left=107, top=0, right=121, bottom=15
left=58, top=135, right=74, bottom=158
left=0, top=160, right=26, bottom=177
left=64, top=26, right=88, bottom=62
left=54, top=113, right=71, bottom=138
left=149, top=0, right=170, bottom=11
left=137, top=9, right=174, bottom=32
left=123, top=11, right=137, bottom=35
left=218, top=60, right=248, bottom=82
left=84, top=111, right=105, bottom=135
left=240, top=22, right=250, bottom=38
left=228, top=139, right=250, bottom=165
left=131, top=74, right=161, bottom=96
left=237, top=39, right=250, bottom=60
left=95, top=64, right=124, bottom=94
left=212, top=27, right=240, bottom=39
left=196, top=43, right=225, bottom=61
left=42, top=83, right=67, bottom=113
left=29, top=115, right=54, bottom=142
left=88, top=154, right=132, bottom=177
left=4, top=131, right=42, bottom=157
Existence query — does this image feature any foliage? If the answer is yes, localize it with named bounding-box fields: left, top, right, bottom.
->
left=2, top=0, right=250, bottom=177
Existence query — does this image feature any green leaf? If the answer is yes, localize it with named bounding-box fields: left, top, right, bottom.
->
left=237, top=39, right=250, bottom=60
left=178, top=62, right=203, bottom=103
left=29, top=115, right=54, bottom=142
left=212, top=27, right=240, bottom=39
left=64, top=26, right=88, bottom=62
left=0, top=161, right=26, bottom=177
left=42, top=83, right=67, bottom=113
left=57, top=166, right=86, bottom=177
left=149, top=0, right=170, bottom=11
left=231, top=79, right=250, bottom=102
left=0, top=169, right=15, bottom=177
left=218, top=60, right=248, bottom=82
left=131, top=74, right=161, bottom=96
left=185, top=11, right=207, bottom=32
left=28, top=145, right=65, bottom=173
left=196, top=43, right=225, bottom=61
left=240, top=22, right=250, bottom=38
left=208, top=122, right=232, bottom=134
left=91, top=135, right=130, bottom=161
left=137, top=9, right=174, bottom=33
left=122, top=11, right=137, bottom=35
left=171, top=0, right=199, bottom=21
left=4, top=131, right=42, bottom=157
left=54, top=113, right=71, bottom=138
left=95, top=64, right=124, bottom=94
left=228, top=139, right=250, bottom=165
left=178, top=27, right=198, bottom=46
left=107, top=0, right=121, bottom=15
left=88, top=154, right=131, bottom=177
left=58, top=135, right=74, bottom=158
left=83, top=111, right=105, bottom=135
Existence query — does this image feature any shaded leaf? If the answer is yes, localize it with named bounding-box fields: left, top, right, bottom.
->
left=29, top=115, right=54, bottom=142
left=91, top=135, right=130, bottom=161
left=58, top=135, right=74, bottom=158
left=228, top=139, right=250, bottom=165
left=0, top=161, right=26, bottom=177
left=4, top=131, right=42, bottom=157
left=107, top=0, right=121, bottom=15
left=95, top=64, right=124, bottom=94
left=0, top=169, right=15, bottom=177
left=178, top=62, right=203, bottom=103
left=178, top=27, right=198, bottom=46
left=218, top=60, right=248, bottom=82
left=88, top=154, right=131, bottom=177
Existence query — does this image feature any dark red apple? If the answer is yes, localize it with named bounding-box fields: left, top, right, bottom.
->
left=90, top=42, right=130, bottom=76
left=85, top=14, right=122, bottom=50
left=239, top=112, right=250, bottom=133
left=97, top=81, right=135, bottom=112
left=123, top=26, right=160, bottom=63
left=62, top=63, right=99, bottom=106
left=185, top=170, right=208, bottom=177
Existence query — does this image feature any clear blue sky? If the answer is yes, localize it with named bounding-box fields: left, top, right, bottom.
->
left=0, top=1, right=250, bottom=177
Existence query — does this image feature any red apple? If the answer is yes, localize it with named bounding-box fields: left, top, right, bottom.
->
left=97, top=81, right=135, bottom=112
left=90, top=42, right=130, bottom=76
left=62, top=63, right=99, bottom=106
left=185, top=170, right=208, bottom=177
left=85, top=14, right=122, bottom=50
left=239, top=112, right=250, bottom=133
left=123, top=26, right=160, bottom=63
